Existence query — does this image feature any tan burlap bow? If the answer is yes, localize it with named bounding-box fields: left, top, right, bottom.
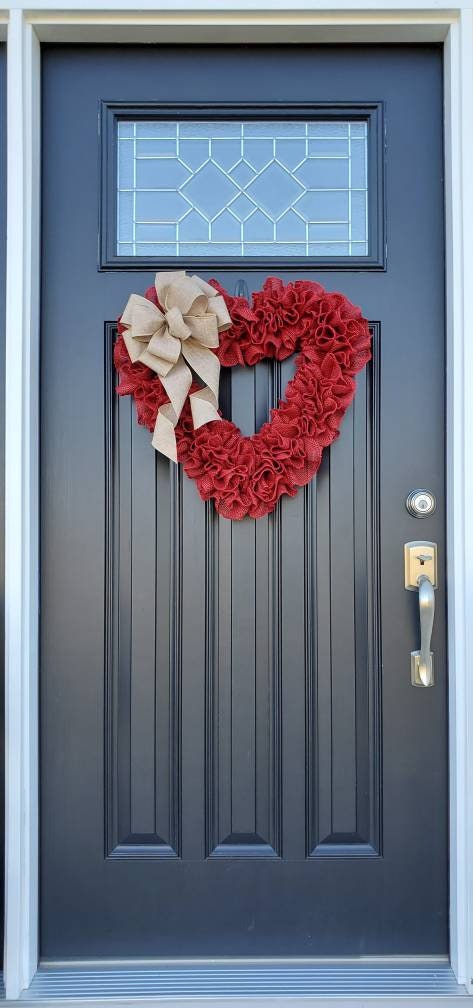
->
left=120, top=271, right=232, bottom=462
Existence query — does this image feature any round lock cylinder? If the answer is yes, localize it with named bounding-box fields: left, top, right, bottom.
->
left=406, top=489, right=436, bottom=518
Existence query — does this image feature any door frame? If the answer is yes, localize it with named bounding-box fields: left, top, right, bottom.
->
left=3, top=6, right=473, bottom=1001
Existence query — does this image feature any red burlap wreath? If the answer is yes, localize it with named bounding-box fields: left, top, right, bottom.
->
left=114, top=277, right=371, bottom=520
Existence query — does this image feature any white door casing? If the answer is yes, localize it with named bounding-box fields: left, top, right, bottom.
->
left=3, top=5, right=473, bottom=1001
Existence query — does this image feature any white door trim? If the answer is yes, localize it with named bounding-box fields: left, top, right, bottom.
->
left=444, top=12, right=473, bottom=989
left=4, top=9, right=40, bottom=999
left=4, top=7, right=473, bottom=1000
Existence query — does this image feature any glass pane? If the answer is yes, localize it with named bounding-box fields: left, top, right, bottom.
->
left=116, top=120, right=369, bottom=257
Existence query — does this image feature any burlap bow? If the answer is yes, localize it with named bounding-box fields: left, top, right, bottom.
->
left=120, top=271, right=232, bottom=462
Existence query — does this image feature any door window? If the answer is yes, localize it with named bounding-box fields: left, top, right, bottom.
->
left=101, top=102, right=384, bottom=269
left=117, top=120, right=368, bottom=258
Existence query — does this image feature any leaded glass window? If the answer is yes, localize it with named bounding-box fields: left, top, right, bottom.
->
left=117, top=120, right=368, bottom=258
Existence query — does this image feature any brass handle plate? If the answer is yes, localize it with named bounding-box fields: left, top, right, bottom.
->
left=404, top=540, right=437, bottom=590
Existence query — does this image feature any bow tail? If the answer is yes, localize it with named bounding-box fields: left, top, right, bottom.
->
left=182, top=338, right=221, bottom=430
left=189, top=386, right=220, bottom=429
left=152, top=357, right=193, bottom=463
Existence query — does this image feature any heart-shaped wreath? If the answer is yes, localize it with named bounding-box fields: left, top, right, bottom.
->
left=115, top=275, right=371, bottom=520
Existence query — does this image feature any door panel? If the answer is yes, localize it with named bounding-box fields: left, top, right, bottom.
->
left=41, top=44, right=446, bottom=957
left=106, top=338, right=380, bottom=862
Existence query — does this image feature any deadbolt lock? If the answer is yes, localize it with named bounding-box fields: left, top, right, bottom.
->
left=406, top=489, right=436, bottom=517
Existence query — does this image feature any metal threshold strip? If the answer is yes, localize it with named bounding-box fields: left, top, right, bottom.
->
left=3, top=959, right=468, bottom=1005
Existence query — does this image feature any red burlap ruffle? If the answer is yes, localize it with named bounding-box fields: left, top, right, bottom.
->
left=115, top=277, right=371, bottom=520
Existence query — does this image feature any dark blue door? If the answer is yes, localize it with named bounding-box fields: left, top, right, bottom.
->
left=40, top=44, right=447, bottom=957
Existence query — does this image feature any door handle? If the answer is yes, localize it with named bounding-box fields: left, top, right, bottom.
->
left=415, top=575, right=435, bottom=686
left=404, top=541, right=437, bottom=687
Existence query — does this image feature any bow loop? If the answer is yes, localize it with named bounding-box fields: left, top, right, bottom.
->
left=120, top=271, right=232, bottom=462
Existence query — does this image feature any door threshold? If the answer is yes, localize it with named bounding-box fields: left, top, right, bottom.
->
left=3, top=960, right=468, bottom=1005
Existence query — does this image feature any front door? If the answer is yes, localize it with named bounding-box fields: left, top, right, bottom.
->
left=41, top=43, right=447, bottom=958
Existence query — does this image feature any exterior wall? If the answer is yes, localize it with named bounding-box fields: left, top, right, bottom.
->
left=2, top=3, right=473, bottom=1002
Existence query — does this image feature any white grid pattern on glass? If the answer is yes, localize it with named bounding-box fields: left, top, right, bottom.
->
left=117, top=120, right=369, bottom=258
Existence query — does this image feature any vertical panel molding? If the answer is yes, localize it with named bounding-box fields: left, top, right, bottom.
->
left=206, top=361, right=283, bottom=858
left=306, top=324, right=381, bottom=858
left=104, top=325, right=181, bottom=858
